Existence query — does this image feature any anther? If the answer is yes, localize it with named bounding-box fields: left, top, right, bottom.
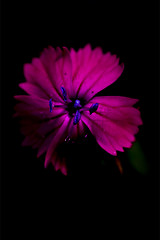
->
left=49, top=99, right=53, bottom=112
left=73, top=110, right=81, bottom=125
left=74, top=99, right=82, bottom=109
left=89, top=103, right=99, bottom=115
left=61, top=87, right=67, bottom=101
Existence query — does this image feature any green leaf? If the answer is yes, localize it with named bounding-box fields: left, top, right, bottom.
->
left=127, top=141, right=149, bottom=175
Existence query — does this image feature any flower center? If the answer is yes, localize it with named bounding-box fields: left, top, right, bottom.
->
left=49, top=87, right=99, bottom=125
left=67, top=98, right=83, bottom=117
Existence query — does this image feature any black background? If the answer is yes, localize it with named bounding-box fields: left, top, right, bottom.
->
left=1, top=0, right=159, bottom=239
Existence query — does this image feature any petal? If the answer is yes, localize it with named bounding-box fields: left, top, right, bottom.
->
left=86, top=97, right=143, bottom=126
left=81, top=113, right=117, bottom=156
left=77, top=120, right=85, bottom=136
left=14, top=95, right=67, bottom=119
left=70, top=45, right=124, bottom=101
left=20, top=119, right=40, bottom=135
left=19, top=82, right=48, bottom=99
left=106, top=135, right=125, bottom=152
left=14, top=95, right=49, bottom=106
left=89, top=96, right=139, bottom=107
left=37, top=132, right=57, bottom=158
left=21, top=132, right=44, bottom=148
left=87, top=111, right=136, bottom=142
left=71, top=44, right=104, bottom=97
left=61, top=47, right=73, bottom=98
left=21, top=134, right=38, bottom=147
left=37, top=114, right=67, bottom=136
left=40, top=46, right=73, bottom=98
left=82, top=96, right=142, bottom=154
left=70, top=44, right=92, bottom=80
left=77, top=52, right=117, bottom=97
left=44, top=116, right=70, bottom=167
left=67, top=118, right=79, bottom=140
left=50, top=153, right=67, bottom=175
left=60, top=162, right=67, bottom=176
left=79, top=61, right=124, bottom=101
left=24, top=58, right=63, bottom=102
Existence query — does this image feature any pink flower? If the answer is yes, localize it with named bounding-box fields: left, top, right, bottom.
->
left=14, top=44, right=143, bottom=175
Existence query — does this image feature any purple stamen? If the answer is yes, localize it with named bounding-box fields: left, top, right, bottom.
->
left=61, top=87, right=67, bottom=101
left=73, top=110, right=81, bottom=125
left=89, top=103, right=99, bottom=115
left=49, top=99, right=53, bottom=112
left=74, top=99, right=82, bottom=109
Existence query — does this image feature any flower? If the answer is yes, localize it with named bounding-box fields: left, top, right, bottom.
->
left=14, top=44, right=143, bottom=175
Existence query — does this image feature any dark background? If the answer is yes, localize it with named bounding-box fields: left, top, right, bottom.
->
left=1, top=0, right=159, bottom=239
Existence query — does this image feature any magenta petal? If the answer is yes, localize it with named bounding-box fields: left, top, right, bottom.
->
left=19, top=82, right=49, bottom=99
left=77, top=120, right=85, bottom=136
left=70, top=45, right=124, bottom=101
left=55, top=157, right=67, bottom=174
left=81, top=113, right=117, bottom=156
left=47, top=151, right=67, bottom=175
left=52, top=153, right=61, bottom=171
left=86, top=96, right=143, bottom=126
left=44, top=116, right=70, bottom=168
left=106, top=135, right=125, bottom=152
left=81, top=111, right=132, bottom=155
left=14, top=95, right=49, bottom=106
left=72, top=45, right=103, bottom=96
left=70, top=44, right=92, bottom=81
left=24, top=58, right=63, bottom=102
left=79, top=62, right=124, bottom=101
left=37, top=114, right=67, bottom=137
left=82, top=96, right=142, bottom=153
left=60, top=162, right=67, bottom=176
left=86, top=104, right=142, bottom=127
left=61, top=47, right=73, bottom=98
left=77, top=53, right=118, bottom=97
left=21, top=134, right=37, bottom=147
left=89, top=96, right=139, bottom=107
left=37, top=132, right=56, bottom=158
left=40, top=46, right=73, bottom=98
left=14, top=95, right=67, bottom=119
left=67, top=118, right=78, bottom=139
left=22, top=132, right=43, bottom=149
left=50, top=154, right=67, bottom=176
left=14, top=103, right=66, bottom=120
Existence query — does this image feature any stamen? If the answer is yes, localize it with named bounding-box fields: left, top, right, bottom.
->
left=89, top=103, right=99, bottom=115
left=61, top=86, right=67, bottom=101
left=73, top=110, right=81, bottom=125
left=49, top=99, right=67, bottom=112
left=74, top=99, right=82, bottom=109
left=49, top=99, right=53, bottom=112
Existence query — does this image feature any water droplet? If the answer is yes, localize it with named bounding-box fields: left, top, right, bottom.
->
left=65, top=136, right=71, bottom=142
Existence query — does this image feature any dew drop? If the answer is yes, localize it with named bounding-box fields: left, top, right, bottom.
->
left=65, top=136, right=71, bottom=142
